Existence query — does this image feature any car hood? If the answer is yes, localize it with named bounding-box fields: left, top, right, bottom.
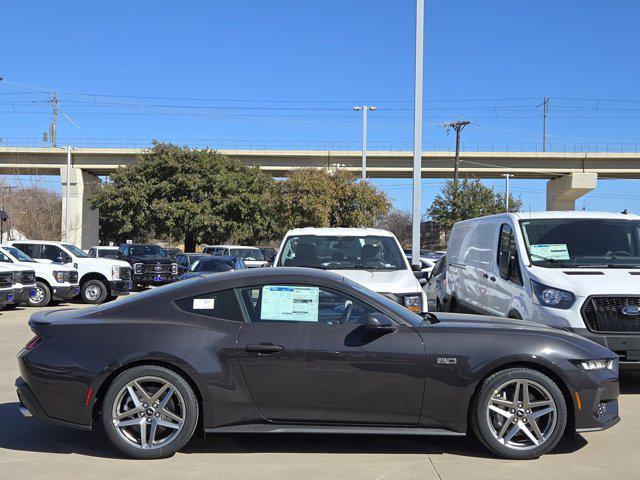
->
left=529, top=265, right=640, bottom=297
left=128, top=256, right=174, bottom=264
left=425, top=312, right=615, bottom=358
left=76, top=257, right=131, bottom=269
left=329, top=269, right=420, bottom=294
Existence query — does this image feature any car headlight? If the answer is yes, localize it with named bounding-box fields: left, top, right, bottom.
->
left=53, top=271, right=65, bottom=283
left=403, top=295, right=422, bottom=313
left=134, top=263, right=143, bottom=274
left=574, top=359, right=614, bottom=371
left=171, top=263, right=178, bottom=275
left=531, top=279, right=575, bottom=309
left=112, top=265, right=121, bottom=280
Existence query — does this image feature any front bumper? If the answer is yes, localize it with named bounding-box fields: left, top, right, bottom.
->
left=133, top=273, right=178, bottom=286
left=572, top=328, right=640, bottom=365
left=109, top=280, right=133, bottom=296
left=52, top=285, right=80, bottom=300
left=12, top=286, right=37, bottom=303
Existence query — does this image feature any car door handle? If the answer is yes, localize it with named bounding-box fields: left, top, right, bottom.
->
left=490, top=276, right=496, bottom=282
left=483, top=273, right=489, bottom=278
left=245, top=343, right=284, bottom=354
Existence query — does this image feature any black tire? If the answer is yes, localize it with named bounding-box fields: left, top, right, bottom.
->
left=471, top=367, right=567, bottom=460
left=101, top=365, right=198, bottom=459
left=81, top=279, right=108, bottom=304
left=29, top=281, right=52, bottom=307
left=3, top=303, right=19, bottom=310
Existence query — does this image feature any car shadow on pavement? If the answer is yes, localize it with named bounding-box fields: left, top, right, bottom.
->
left=0, top=401, right=588, bottom=459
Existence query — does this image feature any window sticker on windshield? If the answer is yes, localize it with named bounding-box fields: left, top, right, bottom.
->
left=261, top=285, right=319, bottom=322
left=530, top=244, right=570, bottom=261
left=193, top=298, right=215, bottom=310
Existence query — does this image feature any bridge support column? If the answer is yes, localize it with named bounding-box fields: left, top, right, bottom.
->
left=60, top=167, right=100, bottom=248
left=546, top=172, right=597, bottom=211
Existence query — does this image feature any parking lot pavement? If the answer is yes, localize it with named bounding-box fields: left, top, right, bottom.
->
left=1, top=305, right=639, bottom=480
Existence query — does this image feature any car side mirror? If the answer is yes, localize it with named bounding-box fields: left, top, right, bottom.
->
left=365, top=313, right=396, bottom=331
left=419, top=277, right=427, bottom=286
left=411, top=263, right=422, bottom=272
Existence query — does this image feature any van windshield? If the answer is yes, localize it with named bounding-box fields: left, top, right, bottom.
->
left=277, top=235, right=407, bottom=271
left=520, top=219, right=640, bottom=268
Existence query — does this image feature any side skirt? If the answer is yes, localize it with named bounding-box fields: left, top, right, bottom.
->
left=205, top=424, right=466, bottom=436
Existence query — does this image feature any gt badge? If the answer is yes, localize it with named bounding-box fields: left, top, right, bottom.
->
left=437, top=357, right=457, bottom=365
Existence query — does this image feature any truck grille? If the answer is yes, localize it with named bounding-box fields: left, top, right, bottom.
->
left=139, top=264, right=173, bottom=274
left=18, top=271, right=36, bottom=285
left=0, top=272, right=13, bottom=288
left=67, top=271, right=79, bottom=283
left=582, top=296, right=640, bottom=333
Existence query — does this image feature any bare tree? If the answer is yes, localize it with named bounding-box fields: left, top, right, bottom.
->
left=376, top=209, right=413, bottom=248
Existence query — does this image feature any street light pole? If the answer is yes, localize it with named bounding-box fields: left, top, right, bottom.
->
left=65, top=145, right=71, bottom=242
left=353, top=106, right=376, bottom=179
left=411, top=0, right=424, bottom=264
left=502, top=173, right=511, bottom=211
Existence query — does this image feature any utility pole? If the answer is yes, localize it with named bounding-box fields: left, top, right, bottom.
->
left=541, top=96, right=549, bottom=152
left=49, top=93, right=58, bottom=147
left=443, top=120, right=471, bottom=190
left=411, top=0, right=424, bottom=265
left=353, top=105, right=376, bottom=179
left=502, top=173, right=512, bottom=211
left=65, top=146, right=72, bottom=242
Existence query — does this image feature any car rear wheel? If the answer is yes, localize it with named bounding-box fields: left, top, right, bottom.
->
left=102, top=365, right=198, bottom=459
left=29, top=281, right=51, bottom=307
left=471, top=368, right=567, bottom=460
left=81, top=279, right=108, bottom=304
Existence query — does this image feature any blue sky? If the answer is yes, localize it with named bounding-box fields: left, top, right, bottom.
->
left=2, top=0, right=640, bottom=213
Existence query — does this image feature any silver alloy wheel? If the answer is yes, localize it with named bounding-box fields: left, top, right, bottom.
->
left=486, top=379, right=557, bottom=451
left=85, top=284, right=102, bottom=301
left=111, top=376, right=186, bottom=450
left=29, top=286, right=45, bottom=305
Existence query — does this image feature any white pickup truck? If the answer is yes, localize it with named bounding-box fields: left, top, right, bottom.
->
left=8, top=240, right=133, bottom=304
left=0, top=245, right=77, bottom=307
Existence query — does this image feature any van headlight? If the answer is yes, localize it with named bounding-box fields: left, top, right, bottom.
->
left=531, top=279, right=575, bottom=309
left=403, top=295, right=422, bottom=313
left=573, top=359, right=614, bottom=371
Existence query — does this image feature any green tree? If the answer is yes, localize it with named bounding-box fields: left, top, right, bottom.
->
left=91, top=143, right=278, bottom=251
left=276, top=168, right=391, bottom=231
left=427, top=178, right=522, bottom=231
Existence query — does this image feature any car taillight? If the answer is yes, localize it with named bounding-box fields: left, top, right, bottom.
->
left=25, top=335, right=42, bottom=351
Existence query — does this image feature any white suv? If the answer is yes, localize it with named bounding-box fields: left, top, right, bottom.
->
left=0, top=245, right=78, bottom=307
left=274, top=228, right=428, bottom=313
left=8, top=240, right=133, bottom=304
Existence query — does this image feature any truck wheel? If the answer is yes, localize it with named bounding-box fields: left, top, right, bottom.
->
left=81, top=279, right=108, bottom=304
left=3, top=303, right=19, bottom=310
left=29, top=281, right=52, bottom=307
left=471, top=368, right=567, bottom=460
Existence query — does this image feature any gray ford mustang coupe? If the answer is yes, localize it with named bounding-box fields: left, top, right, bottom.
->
left=16, top=268, right=619, bottom=460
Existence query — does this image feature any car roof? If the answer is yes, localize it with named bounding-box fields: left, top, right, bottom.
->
left=283, top=227, right=395, bottom=237
left=201, top=266, right=346, bottom=285
left=181, top=252, right=208, bottom=257
left=205, top=245, right=260, bottom=249
left=90, top=246, right=118, bottom=250
left=455, top=211, right=640, bottom=226
left=201, top=255, right=238, bottom=261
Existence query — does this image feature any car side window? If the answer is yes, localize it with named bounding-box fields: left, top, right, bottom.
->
left=498, top=224, right=522, bottom=284
left=13, top=243, right=40, bottom=259
left=88, top=248, right=96, bottom=257
left=0, top=251, right=11, bottom=263
left=174, top=289, right=244, bottom=321
left=41, top=245, right=68, bottom=263
left=238, top=284, right=379, bottom=326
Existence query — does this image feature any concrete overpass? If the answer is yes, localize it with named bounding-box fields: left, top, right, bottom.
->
left=2, top=146, right=639, bottom=247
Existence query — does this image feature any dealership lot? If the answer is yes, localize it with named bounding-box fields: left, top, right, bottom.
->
left=1, top=304, right=639, bottom=479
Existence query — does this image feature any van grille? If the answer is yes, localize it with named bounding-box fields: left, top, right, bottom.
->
left=582, top=296, right=640, bottom=333
left=0, top=272, right=13, bottom=288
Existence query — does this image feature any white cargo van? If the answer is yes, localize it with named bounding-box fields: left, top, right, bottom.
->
left=274, top=228, right=427, bottom=313
left=446, top=211, right=640, bottom=363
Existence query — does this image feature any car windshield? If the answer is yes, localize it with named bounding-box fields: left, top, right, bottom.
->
left=277, top=235, right=407, bottom=271
left=192, top=259, right=234, bottom=272
left=2, top=246, right=35, bottom=262
left=98, top=249, right=118, bottom=258
left=62, top=243, right=89, bottom=258
left=231, top=248, right=265, bottom=261
left=129, top=245, right=167, bottom=257
left=521, top=218, right=640, bottom=267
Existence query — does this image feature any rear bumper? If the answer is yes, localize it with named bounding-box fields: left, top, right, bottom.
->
left=15, top=376, right=91, bottom=430
left=572, top=328, right=640, bottom=365
left=51, top=285, right=80, bottom=300
left=109, top=280, right=133, bottom=295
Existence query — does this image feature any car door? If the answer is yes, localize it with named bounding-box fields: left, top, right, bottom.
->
left=491, top=223, right=517, bottom=316
left=236, top=283, right=426, bottom=425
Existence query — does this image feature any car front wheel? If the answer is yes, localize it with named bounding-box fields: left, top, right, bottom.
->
left=81, top=279, right=108, bottom=304
left=29, top=281, right=52, bottom=307
left=471, top=368, right=567, bottom=460
left=102, top=365, right=198, bottom=459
